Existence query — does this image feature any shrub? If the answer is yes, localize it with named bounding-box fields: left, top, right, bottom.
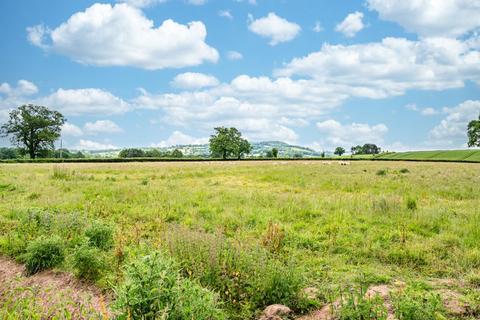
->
left=85, top=223, right=113, bottom=250
left=335, top=286, right=387, bottom=320
left=162, top=227, right=306, bottom=318
left=72, top=245, right=106, bottom=281
left=23, top=236, right=64, bottom=275
left=399, top=168, right=410, bottom=174
left=392, top=288, right=444, bottom=320
left=376, top=169, right=387, bottom=176
left=114, top=252, right=225, bottom=320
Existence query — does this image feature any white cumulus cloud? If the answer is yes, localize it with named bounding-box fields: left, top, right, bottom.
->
left=0, top=80, right=38, bottom=97
left=27, top=3, right=218, bottom=70
left=171, top=72, right=219, bottom=89
left=276, top=37, right=480, bottom=98
left=61, top=123, right=83, bottom=137
left=248, top=12, right=301, bottom=45
left=75, top=139, right=117, bottom=150
left=117, top=0, right=166, bottom=8
left=335, top=11, right=365, bottom=38
left=316, top=120, right=388, bottom=149
left=84, top=120, right=123, bottom=134
left=428, top=100, right=480, bottom=147
left=39, top=88, right=130, bottom=116
left=151, top=131, right=209, bottom=147
left=367, top=0, right=480, bottom=38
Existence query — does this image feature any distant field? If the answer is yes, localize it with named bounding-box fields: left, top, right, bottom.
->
left=0, top=161, right=479, bottom=319
left=375, top=149, right=480, bottom=162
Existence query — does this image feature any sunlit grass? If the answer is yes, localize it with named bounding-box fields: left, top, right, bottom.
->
left=0, top=161, right=479, bottom=318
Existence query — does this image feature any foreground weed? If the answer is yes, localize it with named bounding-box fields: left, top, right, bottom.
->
left=262, top=221, right=285, bottom=253
left=85, top=222, right=114, bottom=250
left=114, top=252, right=225, bottom=320
left=72, top=245, right=107, bottom=281
left=162, top=227, right=307, bottom=319
left=51, top=166, right=75, bottom=180
left=392, top=287, right=445, bottom=320
left=23, top=236, right=64, bottom=275
left=335, top=285, right=388, bottom=320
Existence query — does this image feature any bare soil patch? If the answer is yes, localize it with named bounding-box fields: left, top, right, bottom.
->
left=0, top=256, right=111, bottom=319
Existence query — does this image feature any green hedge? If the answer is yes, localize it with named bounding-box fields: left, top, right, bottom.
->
left=1, top=155, right=479, bottom=164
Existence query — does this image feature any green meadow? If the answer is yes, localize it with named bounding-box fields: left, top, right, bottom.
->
left=375, top=149, right=480, bottom=162
left=0, top=161, right=479, bottom=319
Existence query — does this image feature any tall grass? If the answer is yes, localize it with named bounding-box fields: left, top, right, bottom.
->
left=0, top=161, right=479, bottom=318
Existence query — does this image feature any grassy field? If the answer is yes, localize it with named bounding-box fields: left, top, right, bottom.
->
left=375, top=149, right=480, bottom=162
left=0, top=161, right=479, bottom=319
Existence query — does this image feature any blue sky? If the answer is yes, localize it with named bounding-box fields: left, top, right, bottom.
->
left=0, top=0, right=479, bottom=151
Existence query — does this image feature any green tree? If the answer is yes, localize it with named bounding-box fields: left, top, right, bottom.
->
left=118, top=148, right=145, bottom=158
left=265, top=150, right=273, bottom=158
left=235, top=138, right=252, bottom=159
left=144, top=149, right=162, bottom=157
left=351, top=145, right=362, bottom=155
left=467, top=114, right=480, bottom=147
left=209, top=127, right=251, bottom=159
left=0, top=105, right=65, bottom=159
left=271, top=148, right=279, bottom=158
left=362, top=143, right=381, bottom=154
left=171, top=149, right=183, bottom=158
left=0, top=147, right=19, bottom=159
left=334, top=147, right=346, bottom=156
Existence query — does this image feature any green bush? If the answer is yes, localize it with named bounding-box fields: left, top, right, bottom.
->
left=72, top=245, right=106, bottom=281
left=399, top=168, right=410, bottom=174
left=376, top=169, right=387, bottom=176
left=114, top=252, right=225, bottom=320
left=85, top=223, right=113, bottom=250
left=392, top=288, right=444, bottom=320
left=23, top=236, right=64, bottom=275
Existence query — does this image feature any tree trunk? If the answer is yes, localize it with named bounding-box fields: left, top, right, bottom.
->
left=29, top=148, right=35, bottom=159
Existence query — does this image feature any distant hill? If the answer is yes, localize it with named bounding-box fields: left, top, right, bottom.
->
left=84, top=141, right=323, bottom=158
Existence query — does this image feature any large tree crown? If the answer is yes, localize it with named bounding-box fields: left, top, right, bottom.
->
left=0, top=104, right=65, bottom=159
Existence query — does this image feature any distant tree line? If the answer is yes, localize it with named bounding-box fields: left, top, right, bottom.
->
left=0, top=147, right=84, bottom=159
left=118, top=148, right=184, bottom=158
left=350, top=143, right=381, bottom=155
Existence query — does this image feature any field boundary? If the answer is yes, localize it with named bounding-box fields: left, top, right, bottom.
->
left=0, top=156, right=479, bottom=164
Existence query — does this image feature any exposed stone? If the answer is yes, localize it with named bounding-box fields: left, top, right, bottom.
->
left=259, top=304, right=292, bottom=320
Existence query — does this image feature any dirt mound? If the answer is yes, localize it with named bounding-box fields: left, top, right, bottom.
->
left=0, top=256, right=111, bottom=319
